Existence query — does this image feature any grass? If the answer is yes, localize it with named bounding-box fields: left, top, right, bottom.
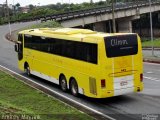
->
left=142, top=38, right=160, bottom=47
left=0, top=70, right=94, bottom=120
left=27, top=21, right=62, bottom=29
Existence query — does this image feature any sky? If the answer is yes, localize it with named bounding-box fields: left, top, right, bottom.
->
left=0, top=0, right=104, bottom=7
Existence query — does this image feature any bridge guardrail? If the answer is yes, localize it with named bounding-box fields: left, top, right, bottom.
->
left=2, top=1, right=159, bottom=24
left=40, top=1, right=160, bottom=23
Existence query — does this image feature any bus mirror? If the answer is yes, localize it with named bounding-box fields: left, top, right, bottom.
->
left=14, top=43, right=19, bottom=52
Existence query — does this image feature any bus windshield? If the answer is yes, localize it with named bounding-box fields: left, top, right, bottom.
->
left=104, top=34, right=138, bottom=58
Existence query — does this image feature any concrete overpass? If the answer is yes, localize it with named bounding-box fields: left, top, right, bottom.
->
left=41, top=1, right=160, bottom=33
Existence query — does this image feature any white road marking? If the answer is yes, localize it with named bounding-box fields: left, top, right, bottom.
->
left=146, top=72, right=153, bottom=74
left=0, top=64, right=115, bottom=120
left=144, top=76, right=160, bottom=82
left=144, top=62, right=160, bottom=66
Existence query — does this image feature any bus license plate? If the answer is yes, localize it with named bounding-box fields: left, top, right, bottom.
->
left=120, top=81, right=128, bottom=86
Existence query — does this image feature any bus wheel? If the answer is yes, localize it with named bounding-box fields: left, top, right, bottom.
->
left=70, top=79, right=79, bottom=96
left=25, top=64, right=30, bottom=76
left=60, top=76, right=67, bottom=92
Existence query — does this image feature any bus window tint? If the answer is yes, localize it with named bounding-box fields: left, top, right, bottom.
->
left=104, top=34, right=138, bottom=58
left=24, top=35, right=97, bottom=64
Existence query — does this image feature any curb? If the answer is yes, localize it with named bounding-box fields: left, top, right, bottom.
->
left=5, top=33, right=16, bottom=43
left=143, top=59, right=160, bottom=64
left=143, top=47, right=160, bottom=51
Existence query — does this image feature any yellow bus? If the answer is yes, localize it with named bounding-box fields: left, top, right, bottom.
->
left=15, top=28, right=143, bottom=98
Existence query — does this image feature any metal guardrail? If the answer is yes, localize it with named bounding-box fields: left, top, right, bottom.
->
left=40, top=1, right=160, bottom=22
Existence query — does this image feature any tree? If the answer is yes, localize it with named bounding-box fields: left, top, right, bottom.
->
left=106, top=0, right=110, bottom=5
left=97, top=1, right=105, bottom=6
left=90, top=0, right=93, bottom=4
left=29, top=4, right=34, bottom=11
left=0, top=7, right=3, bottom=17
left=15, top=3, right=20, bottom=12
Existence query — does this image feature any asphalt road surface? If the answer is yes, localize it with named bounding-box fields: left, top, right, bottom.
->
left=143, top=49, right=160, bottom=57
left=0, top=23, right=160, bottom=120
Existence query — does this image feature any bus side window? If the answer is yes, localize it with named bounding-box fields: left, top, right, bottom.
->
left=85, top=46, right=91, bottom=62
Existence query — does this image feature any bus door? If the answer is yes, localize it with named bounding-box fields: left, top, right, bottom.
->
left=23, top=34, right=34, bottom=71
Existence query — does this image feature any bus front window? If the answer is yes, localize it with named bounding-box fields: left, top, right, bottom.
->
left=16, top=34, right=23, bottom=60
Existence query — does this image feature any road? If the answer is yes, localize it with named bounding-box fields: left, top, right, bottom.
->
left=0, top=23, right=160, bottom=120
left=143, top=50, right=160, bottom=57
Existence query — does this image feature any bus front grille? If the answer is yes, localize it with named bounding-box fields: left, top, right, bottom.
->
left=89, top=77, right=97, bottom=95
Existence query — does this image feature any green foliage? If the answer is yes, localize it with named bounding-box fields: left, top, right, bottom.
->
left=31, top=8, right=57, bottom=17
left=142, top=38, right=160, bottom=47
left=0, top=17, right=8, bottom=25
left=28, top=4, right=34, bottom=11
left=0, top=1, right=110, bottom=25
left=28, top=21, right=62, bottom=29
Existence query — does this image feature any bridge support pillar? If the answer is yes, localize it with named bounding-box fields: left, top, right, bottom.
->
left=117, top=15, right=140, bottom=33
left=93, top=22, right=107, bottom=32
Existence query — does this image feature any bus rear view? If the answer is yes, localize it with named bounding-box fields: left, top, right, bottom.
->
left=98, top=34, right=143, bottom=98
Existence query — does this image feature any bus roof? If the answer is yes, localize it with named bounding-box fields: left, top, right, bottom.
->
left=19, top=28, right=136, bottom=43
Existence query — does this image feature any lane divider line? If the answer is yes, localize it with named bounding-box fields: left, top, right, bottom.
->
left=0, top=64, right=115, bottom=120
left=144, top=76, right=160, bottom=82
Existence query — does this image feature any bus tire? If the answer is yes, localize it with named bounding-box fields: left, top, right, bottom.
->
left=59, top=75, right=68, bottom=92
left=70, top=79, right=79, bottom=97
left=24, top=63, right=30, bottom=76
